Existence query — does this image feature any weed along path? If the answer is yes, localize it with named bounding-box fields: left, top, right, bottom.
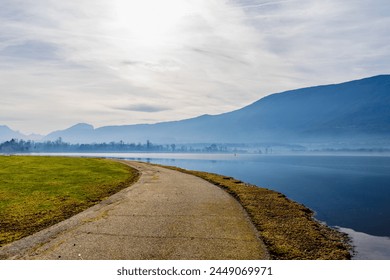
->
left=0, top=161, right=268, bottom=260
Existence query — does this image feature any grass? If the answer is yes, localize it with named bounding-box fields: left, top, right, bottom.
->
left=0, top=156, right=139, bottom=246
left=161, top=165, right=352, bottom=260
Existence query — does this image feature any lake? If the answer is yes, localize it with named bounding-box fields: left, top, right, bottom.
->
left=28, top=152, right=390, bottom=259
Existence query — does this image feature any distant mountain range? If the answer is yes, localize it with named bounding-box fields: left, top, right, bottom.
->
left=0, top=125, right=25, bottom=142
left=0, top=126, right=42, bottom=143
left=2, top=75, right=390, bottom=148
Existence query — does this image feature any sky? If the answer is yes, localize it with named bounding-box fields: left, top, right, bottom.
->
left=1, top=0, right=389, bottom=135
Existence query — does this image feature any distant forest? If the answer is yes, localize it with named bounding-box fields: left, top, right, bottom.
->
left=0, top=138, right=234, bottom=153
left=1, top=138, right=387, bottom=154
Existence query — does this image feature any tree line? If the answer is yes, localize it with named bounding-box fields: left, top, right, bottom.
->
left=0, top=138, right=230, bottom=153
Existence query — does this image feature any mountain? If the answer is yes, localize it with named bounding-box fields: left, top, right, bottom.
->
left=43, top=75, right=390, bottom=147
left=45, top=123, right=95, bottom=143
left=0, top=125, right=26, bottom=142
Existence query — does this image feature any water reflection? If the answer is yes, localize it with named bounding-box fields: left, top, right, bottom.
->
left=338, top=227, right=390, bottom=260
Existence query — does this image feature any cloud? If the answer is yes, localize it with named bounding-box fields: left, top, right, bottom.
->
left=239, top=0, right=390, bottom=81
left=114, top=103, right=171, bottom=113
left=0, top=0, right=389, bottom=134
left=0, top=40, right=59, bottom=61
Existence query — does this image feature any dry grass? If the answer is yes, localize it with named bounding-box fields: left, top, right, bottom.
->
left=162, top=165, right=351, bottom=260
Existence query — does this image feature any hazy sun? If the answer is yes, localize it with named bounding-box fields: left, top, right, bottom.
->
left=112, top=0, right=191, bottom=47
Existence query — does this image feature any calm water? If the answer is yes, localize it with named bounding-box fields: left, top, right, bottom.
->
left=28, top=152, right=390, bottom=259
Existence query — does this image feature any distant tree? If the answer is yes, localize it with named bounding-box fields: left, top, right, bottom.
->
left=146, top=140, right=151, bottom=150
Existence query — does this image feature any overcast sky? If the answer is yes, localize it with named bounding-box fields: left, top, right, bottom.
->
left=1, top=0, right=389, bottom=134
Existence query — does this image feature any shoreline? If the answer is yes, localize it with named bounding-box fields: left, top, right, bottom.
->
left=338, top=227, right=390, bottom=260
left=160, top=164, right=352, bottom=259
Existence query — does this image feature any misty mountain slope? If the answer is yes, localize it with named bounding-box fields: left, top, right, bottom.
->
left=0, top=125, right=26, bottom=142
left=216, top=75, right=390, bottom=141
left=45, top=123, right=95, bottom=143
left=88, top=113, right=224, bottom=143
left=39, top=74, right=390, bottom=145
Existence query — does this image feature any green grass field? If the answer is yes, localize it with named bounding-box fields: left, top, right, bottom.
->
left=0, top=156, right=139, bottom=246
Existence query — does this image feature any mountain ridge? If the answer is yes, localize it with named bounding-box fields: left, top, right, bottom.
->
left=0, top=125, right=26, bottom=143
left=2, top=74, right=390, bottom=148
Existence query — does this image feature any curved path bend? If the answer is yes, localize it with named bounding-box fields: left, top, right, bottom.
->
left=1, top=161, right=268, bottom=260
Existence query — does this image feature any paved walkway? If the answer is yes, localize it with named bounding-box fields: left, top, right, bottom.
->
left=0, top=161, right=268, bottom=260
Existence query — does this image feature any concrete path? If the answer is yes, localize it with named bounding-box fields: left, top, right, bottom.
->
left=0, top=161, right=268, bottom=260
